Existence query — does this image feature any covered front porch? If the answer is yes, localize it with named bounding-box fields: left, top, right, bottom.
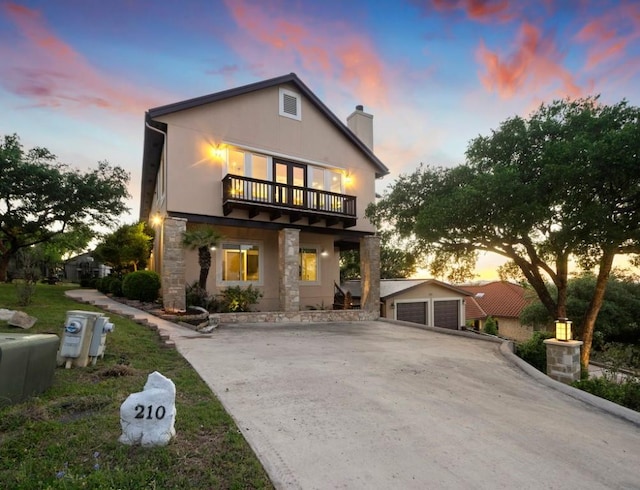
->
left=154, top=217, right=380, bottom=317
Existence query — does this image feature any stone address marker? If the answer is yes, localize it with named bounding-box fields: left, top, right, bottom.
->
left=119, top=371, right=176, bottom=447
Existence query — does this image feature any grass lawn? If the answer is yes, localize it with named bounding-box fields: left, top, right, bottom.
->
left=0, top=283, right=273, bottom=489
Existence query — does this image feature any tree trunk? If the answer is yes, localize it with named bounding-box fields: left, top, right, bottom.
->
left=198, top=268, right=209, bottom=290
left=580, top=248, right=615, bottom=369
left=0, top=253, right=10, bottom=282
left=555, top=253, right=569, bottom=318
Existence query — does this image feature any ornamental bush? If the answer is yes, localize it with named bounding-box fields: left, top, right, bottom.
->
left=516, top=330, right=555, bottom=373
left=483, top=316, right=498, bottom=336
left=220, top=285, right=262, bottom=312
left=122, top=270, right=161, bottom=302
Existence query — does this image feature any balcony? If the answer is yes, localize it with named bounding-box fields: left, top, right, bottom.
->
left=222, top=174, right=357, bottom=228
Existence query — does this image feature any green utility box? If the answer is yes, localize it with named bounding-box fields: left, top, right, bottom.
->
left=0, top=333, right=60, bottom=407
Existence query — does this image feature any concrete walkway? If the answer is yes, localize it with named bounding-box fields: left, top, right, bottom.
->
left=67, top=290, right=640, bottom=489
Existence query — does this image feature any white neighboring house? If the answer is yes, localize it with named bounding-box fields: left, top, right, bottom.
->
left=64, top=253, right=112, bottom=283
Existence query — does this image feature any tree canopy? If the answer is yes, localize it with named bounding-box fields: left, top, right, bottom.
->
left=367, top=96, right=640, bottom=366
left=521, top=272, right=640, bottom=347
left=0, top=134, right=130, bottom=281
left=340, top=231, right=422, bottom=281
left=93, top=222, right=154, bottom=274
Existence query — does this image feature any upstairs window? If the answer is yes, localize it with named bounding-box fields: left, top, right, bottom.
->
left=279, top=88, right=301, bottom=121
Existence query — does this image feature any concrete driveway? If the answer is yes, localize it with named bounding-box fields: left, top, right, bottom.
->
left=173, top=321, right=640, bottom=489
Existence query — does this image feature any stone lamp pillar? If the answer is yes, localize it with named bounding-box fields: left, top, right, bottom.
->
left=544, top=318, right=583, bottom=384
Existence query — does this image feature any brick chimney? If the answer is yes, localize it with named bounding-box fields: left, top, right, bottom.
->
left=347, top=105, right=373, bottom=151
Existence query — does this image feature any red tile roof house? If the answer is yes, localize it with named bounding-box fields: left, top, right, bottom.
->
left=140, top=73, right=389, bottom=320
left=461, top=281, right=534, bottom=341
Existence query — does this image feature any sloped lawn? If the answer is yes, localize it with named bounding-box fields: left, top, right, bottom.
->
left=0, top=283, right=273, bottom=489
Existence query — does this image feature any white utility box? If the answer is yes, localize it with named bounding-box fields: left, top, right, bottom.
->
left=88, top=316, right=115, bottom=365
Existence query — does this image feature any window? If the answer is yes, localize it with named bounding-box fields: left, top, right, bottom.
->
left=279, top=88, right=301, bottom=120
left=220, top=242, right=262, bottom=284
left=299, top=247, right=319, bottom=283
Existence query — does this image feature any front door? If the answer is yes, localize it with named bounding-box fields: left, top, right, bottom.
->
left=274, top=160, right=306, bottom=207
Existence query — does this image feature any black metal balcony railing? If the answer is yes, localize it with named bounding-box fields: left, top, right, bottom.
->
left=222, top=174, right=357, bottom=227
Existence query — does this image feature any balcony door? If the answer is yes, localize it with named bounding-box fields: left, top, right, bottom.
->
left=274, top=160, right=306, bottom=207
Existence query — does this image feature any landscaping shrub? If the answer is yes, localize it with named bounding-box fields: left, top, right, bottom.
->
left=122, top=270, right=161, bottom=302
left=516, top=330, right=555, bottom=373
left=483, top=316, right=498, bottom=335
left=97, top=276, right=115, bottom=294
left=108, top=277, right=123, bottom=297
left=186, top=281, right=219, bottom=312
left=572, top=377, right=640, bottom=412
left=220, top=285, right=262, bottom=312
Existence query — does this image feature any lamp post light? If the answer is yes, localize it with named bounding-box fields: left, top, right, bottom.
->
left=555, top=317, right=573, bottom=341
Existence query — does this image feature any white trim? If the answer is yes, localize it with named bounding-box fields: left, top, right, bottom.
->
left=279, top=88, right=301, bottom=121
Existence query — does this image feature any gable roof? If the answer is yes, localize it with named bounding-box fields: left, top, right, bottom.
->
left=342, top=278, right=472, bottom=300
left=460, top=281, right=528, bottom=319
left=140, top=73, right=389, bottom=220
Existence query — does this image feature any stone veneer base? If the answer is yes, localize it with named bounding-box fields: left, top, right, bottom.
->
left=205, top=309, right=379, bottom=328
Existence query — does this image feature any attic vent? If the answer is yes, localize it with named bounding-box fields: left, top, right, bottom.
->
left=279, top=88, right=301, bottom=121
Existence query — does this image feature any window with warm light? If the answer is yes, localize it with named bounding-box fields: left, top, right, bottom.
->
left=328, top=170, right=343, bottom=193
left=299, top=247, right=319, bottom=282
left=220, top=242, right=261, bottom=284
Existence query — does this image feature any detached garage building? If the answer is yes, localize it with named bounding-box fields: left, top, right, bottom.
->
left=341, top=279, right=471, bottom=330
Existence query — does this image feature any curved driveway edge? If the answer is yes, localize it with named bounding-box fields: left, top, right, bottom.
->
left=388, top=318, right=640, bottom=427
left=498, top=341, right=640, bottom=427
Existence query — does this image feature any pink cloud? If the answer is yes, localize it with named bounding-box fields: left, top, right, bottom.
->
left=222, top=0, right=390, bottom=107
left=476, top=22, right=583, bottom=99
left=0, top=2, right=164, bottom=115
left=429, top=0, right=516, bottom=22
left=575, top=3, right=640, bottom=71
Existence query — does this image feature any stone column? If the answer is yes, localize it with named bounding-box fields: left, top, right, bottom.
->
left=360, top=235, right=380, bottom=318
left=279, top=228, right=300, bottom=312
left=543, top=339, right=584, bottom=384
left=161, top=217, right=187, bottom=312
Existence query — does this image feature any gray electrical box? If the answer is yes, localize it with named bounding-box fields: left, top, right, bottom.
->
left=0, top=333, right=60, bottom=406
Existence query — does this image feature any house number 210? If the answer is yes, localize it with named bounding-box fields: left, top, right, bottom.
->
left=134, top=404, right=166, bottom=420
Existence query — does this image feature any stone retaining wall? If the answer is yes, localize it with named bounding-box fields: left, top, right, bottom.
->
left=210, top=309, right=378, bottom=325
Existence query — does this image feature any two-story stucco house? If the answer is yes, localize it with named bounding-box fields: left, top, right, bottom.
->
left=140, top=73, right=389, bottom=313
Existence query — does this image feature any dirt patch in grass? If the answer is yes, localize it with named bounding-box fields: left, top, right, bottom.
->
left=97, top=364, right=138, bottom=378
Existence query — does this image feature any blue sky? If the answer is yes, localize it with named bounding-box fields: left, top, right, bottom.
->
left=1, top=0, right=639, bottom=278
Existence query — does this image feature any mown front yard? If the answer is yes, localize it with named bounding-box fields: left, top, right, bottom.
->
left=0, top=283, right=273, bottom=489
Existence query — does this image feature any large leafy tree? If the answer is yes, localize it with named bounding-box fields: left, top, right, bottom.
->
left=182, top=225, right=222, bottom=290
left=0, top=134, right=130, bottom=281
left=340, top=231, right=422, bottom=281
left=367, top=97, right=640, bottom=367
left=30, top=224, right=94, bottom=278
left=521, top=272, right=640, bottom=346
left=93, top=222, right=154, bottom=274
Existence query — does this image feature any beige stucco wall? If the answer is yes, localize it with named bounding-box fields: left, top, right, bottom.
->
left=495, top=317, right=533, bottom=342
left=183, top=224, right=339, bottom=311
left=380, top=283, right=467, bottom=327
left=155, top=82, right=378, bottom=233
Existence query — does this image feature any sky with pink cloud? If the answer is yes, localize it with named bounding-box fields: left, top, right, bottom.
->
left=1, top=0, right=639, bottom=278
